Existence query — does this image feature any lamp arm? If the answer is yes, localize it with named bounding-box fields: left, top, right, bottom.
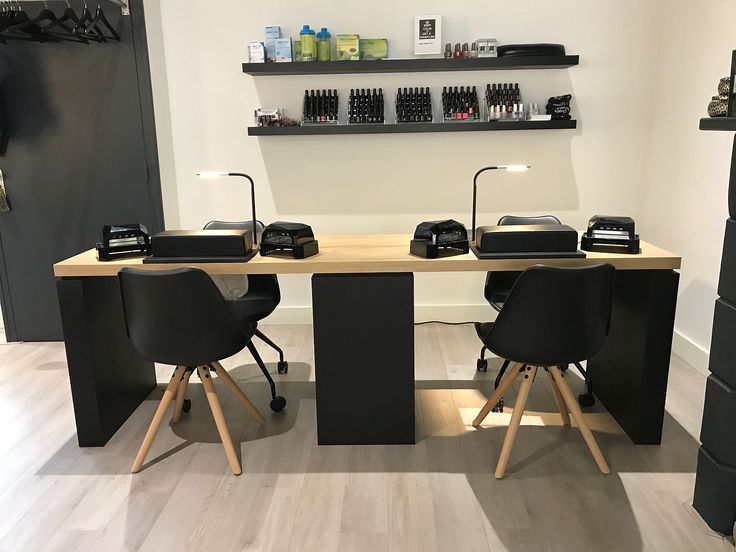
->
left=228, top=172, right=257, bottom=245
left=471, top=166, right=498, bottom=244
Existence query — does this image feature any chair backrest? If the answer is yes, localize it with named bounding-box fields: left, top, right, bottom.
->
left=484, top=215, right=562, bottom=304
left=486, top=264, right=615, bottom=366
left=118, top=267, right=250, bottom=366
left=203, top=220, right=280, bottom=303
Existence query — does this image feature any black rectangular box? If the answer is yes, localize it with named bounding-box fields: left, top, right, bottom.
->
left=473, top=224, right=583, bottom=259
left=693, top=446, right=736, bottom=535
left=701, top=375, right=736, bottom=466
left=145, top=230, right=254, bottom=263
left=709, top=298, right=736, bottom=389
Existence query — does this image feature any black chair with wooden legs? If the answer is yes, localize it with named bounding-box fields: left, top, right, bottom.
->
left=472, top=264, right=615, bottom=479
left=119, top=267, right=274, bottom=475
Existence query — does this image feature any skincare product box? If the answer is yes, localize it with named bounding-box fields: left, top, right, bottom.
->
left=336, top=34, right=360, bottom=61
left=274, top=37, right=292, bottom=62
left=476, top=38, right=498, bottom=58
left=414, top=15, right=441, bottom=55
left=248, top=41, right=266, bottom=63
left=359, top=38, right=388, bottom=60
left=265, top=26, right=281, bottom=62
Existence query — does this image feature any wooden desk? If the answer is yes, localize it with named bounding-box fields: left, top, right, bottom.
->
left=54, top=235, right=681, bottom=447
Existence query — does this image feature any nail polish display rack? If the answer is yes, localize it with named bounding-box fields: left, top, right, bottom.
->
left=245, top=54, right=579, bottom=136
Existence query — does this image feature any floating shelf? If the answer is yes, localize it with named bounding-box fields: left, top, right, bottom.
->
left=248, top=119, right=577, bottom=136
left=242, top=55, right=580, bottom=76
left=700, top=118, right=736, bottom=132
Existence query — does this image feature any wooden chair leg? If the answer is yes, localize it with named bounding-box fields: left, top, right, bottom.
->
left=211, top=361, right=265, bottom=425
left=198, top=366, right=242, bottom=476
left=172, top=368, right=193, bottom=424
left=132, top=365, right=186, bottom=474
left=549, top=366, right=610, bottom=475
left=473, top=362, right=524, bottom=427
left=495, top=366, right=537, bottom=479
left=548, top=369, right=570, bottom=426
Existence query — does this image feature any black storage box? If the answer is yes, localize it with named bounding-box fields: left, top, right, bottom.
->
left=709, top=298, right=736, bottom=389
left=144, top=230, right=255, bottom=263
left=471, top=224, right=585, bottom=259
left=497, top=43, right=566, bottom=57
left=693, top=446, right=736, bottom=535
left=718, top=218, right=736, bottom=304
left=701, top=375, right=736, bottom=466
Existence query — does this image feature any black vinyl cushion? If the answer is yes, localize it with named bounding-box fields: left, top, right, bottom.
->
left=204, top=220, right=281, bottom=324
left=484, top=215, right=561, bottom=306
left=478, top=264, right=615, bottom=366
left=118, top=267, right=255, bottom=366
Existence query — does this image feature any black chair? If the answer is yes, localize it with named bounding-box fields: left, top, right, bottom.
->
left=119, top=267, right=284, bottom=475
left=477, top=214, right=561, bottom=373
left=204, top=220, right=288, bottom=373
left=472, top=264, right=615, bottom=478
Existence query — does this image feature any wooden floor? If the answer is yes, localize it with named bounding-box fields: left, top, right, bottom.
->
left=0, top=324, right=731, bottom=552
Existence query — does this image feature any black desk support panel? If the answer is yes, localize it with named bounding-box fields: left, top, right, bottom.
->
left=312, top=273, right=415, bottom=445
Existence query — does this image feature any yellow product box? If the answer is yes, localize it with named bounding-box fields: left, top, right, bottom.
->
left=336, top=34, right=360, bottom=61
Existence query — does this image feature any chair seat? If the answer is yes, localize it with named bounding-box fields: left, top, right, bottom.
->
left=475, top=321, right=495, bottom=341
left=226, top=293, right=277, bottom=325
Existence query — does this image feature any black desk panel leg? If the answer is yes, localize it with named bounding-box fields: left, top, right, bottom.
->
left=57, top=277, right=156, bottom=447
left=312, top=273, right=415, bottom=445
left=587, top=269, right=679, bottom=444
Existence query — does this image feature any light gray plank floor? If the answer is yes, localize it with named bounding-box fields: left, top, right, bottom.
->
left=0, top=324, right=730, bottom=552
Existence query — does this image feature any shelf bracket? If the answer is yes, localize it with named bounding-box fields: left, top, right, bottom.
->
left=108, top=0, right=130, bottom=16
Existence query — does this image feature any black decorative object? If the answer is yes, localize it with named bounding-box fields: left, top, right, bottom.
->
left=546, top=94, right=572, bottom=120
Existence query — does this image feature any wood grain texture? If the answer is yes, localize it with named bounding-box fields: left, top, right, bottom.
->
left=53, top=234, right=681, bottom=277
left=0, top=326, right=728, bottom=551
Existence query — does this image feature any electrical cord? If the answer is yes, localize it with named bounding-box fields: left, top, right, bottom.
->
left=414, top=320, right=477, bottom=326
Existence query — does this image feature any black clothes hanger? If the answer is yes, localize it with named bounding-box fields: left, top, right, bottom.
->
left=42, top=1, right=89, bottom=43
left=83, top=2, right=119, bottom=42
left=1, top=1, right=53, bottom=42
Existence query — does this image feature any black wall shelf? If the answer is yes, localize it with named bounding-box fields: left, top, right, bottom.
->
left=248, top=119, right=577, bottom=136
left=701, top=118, right=736, bottom=132
left=242, top=55, right=580, bottom=76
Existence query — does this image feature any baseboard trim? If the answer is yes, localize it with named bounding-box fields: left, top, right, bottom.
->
left=266, top=304, right=496, bottom=326
left=672, top=330, right=710, bottom=377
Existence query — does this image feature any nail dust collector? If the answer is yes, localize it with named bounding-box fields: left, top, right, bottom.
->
left=580, top=215, right=640, bottom=254
left=260, top=221, right=319, bottom=259
left=410, top=219, right=469, bottom=258
left=96, top=223, right=152, bottom=261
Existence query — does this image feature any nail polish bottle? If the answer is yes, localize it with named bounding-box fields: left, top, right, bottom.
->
left=470, top=42, right=479, bottom=58
left=462, top=43, right=470, bottom=58
left=444, top=43, right=453, bottom=59
left=453, top=43, right=462, bottom=58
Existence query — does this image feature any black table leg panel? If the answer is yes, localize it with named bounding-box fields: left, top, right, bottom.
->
left=57, top=277, right=156, bottom=446
left=587, top=269, right=679, bottom=444
left=700, top=375, right=736, bottom=465
left=694, top=446, right=736, bottom=535
left=718, top=219, right=736, bottom=304
left=729, top=136, right=736, bottom=218
left=312, top=273, right=415, bottom=445
left=709, top=298, right=736, bottom=389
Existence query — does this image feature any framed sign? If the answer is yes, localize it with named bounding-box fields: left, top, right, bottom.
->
left=414, top=15, right=441, bottom=56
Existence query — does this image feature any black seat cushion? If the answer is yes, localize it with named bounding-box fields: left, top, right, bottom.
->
left=226, top=292, right=277, bottom=325
left=475, top=321, right=495, bottom=341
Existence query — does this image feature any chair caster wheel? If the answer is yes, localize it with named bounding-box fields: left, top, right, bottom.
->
left=477, top=358, right=488, bottom=372
left=277, top=361, right=288, bottom=374
left=578, top=393, right=595, bottom=408
left=182, top=398, right=192, bottom=413
left=270, top=396, right=287, bottom=412
left=491, top=398, right=504, bottom=413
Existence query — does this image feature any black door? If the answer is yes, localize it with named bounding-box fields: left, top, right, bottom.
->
left=0, top=0, right=163, bottom=341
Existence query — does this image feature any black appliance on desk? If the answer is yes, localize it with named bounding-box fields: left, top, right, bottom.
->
left=95, top=223, right=151, bottom=261
left=410, top=219, right=469, bottom=258
left=260, top=221, right=319, bottom=259
left=143, top=229, right=256, bottom=263
left=580, top=215, right=640, bottom=253
left=471, top=224, right=585, bottom=259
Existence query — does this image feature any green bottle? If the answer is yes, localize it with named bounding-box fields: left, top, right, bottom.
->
left=316, top=28, right=332, bottom=62
left=300, top=25, right=316, bottom=61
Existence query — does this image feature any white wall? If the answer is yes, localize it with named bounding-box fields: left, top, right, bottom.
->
left=640, top=0, right=736, bottom=372
left=144, top=0, right=665, bottom=323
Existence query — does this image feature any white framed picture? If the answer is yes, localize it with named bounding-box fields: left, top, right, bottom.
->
left=414, top=15, right=441, bottom=56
